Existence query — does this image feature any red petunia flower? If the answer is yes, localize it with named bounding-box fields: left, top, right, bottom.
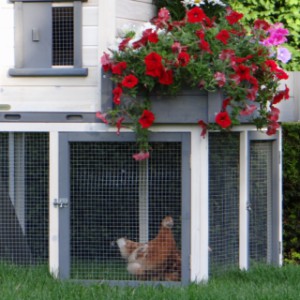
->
left=199, top=39, right=212, bottom=54
left=148, top=31, right=159, bottom=43
left=112, top=86, right=122, bottom=105
left=215, top=111, right=232, bottom=128
left=139, top=110, right=155, bottom=128
left=266, top=120, right=280, bottom=135
left=119, top=37, right=131, bottom=51
left=187, top=7, right=206, bottom=23
left=254, top=19, right=271, bottom=31
left=159, top=68, right=173, bottom=85
left=96, top=112, right=108, bottom=124
left=233, top=64, right=252, bottom=81
left=198, top=120, right=207, bottom=137
left=216, top=30, right=230, bottom=45
left=196, top=29, right=205, bottom=39
left=121, top=74, right=139, bottom=88
left=144, top=52, right=163, bottom=77
left=178, top=52, right=190, bottom=67
left=226, top=11, right=243, bottom=25
left=275, top=68, right=289, bottom=80
left=111, top=62, right=127, bottom=75
left=265, top=60, right=278, bottom=72
left=222, top=98, right=231, bottom=110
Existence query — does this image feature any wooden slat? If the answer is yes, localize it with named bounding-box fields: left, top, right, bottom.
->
left=116, top=0, right=155, bottom=22
left=0, top=86, right=99, bottom=112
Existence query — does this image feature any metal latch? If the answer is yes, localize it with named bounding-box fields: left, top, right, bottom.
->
left=246, top=202, right=252, bottom=211
left=53, top=198, right=68, bottom=208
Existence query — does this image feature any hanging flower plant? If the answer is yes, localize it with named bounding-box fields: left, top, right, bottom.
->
left=99, top=0, right=291, bottom=160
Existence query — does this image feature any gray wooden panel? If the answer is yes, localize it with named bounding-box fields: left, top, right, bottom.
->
left=22, top=3, right=52, bottom=68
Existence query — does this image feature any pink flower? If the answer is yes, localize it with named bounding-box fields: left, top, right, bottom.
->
left=101, top=52, right=112, bottom=72
left=96, top=112, right=108, bottom=124
left=116, top=117, right=125, bottom=135
left=133, top=151, right=150, bottom=161
left=158, top=7, right=170, bottom=22
left=240, top=104, right=257, bottom=116
left=262, top=23, right=289, bottom=46
left=214, top=72, right=226, bottom=87
left=219, top=49, right=235, bottom=61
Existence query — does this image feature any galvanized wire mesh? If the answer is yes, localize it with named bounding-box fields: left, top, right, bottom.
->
left=70, top=142, right=182, bottom=281
left=52, top=6, right=74, bottom=66
left=249, top=141, right=273, bottom=264
left=0, top=133, right=49, bottom=265
left=209, top=133, right=240, bottom=275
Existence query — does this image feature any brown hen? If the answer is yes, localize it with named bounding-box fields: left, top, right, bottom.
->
left=116, top=216, right=181, bottom=281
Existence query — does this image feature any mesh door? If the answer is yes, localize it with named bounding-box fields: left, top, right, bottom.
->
left=0, top=133, right=49, bottom=265
left=70, top=142, right=182, bottom=281
left=249, top=141, right=273, bottom=264
left=209, top=133, right=240, bottom=275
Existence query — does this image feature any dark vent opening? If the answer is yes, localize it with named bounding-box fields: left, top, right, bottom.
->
left=52, top=7, right=74, bottom=66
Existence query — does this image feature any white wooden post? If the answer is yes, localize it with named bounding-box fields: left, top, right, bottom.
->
left=49, top=131, right=60, bottom=278
left=239, top=130, right=249, bottom=270
left=190, top=128, right=209, bottom=282
left=8, top=133, right=26, bottom=234
left=277, top=128, right=283, bottom=266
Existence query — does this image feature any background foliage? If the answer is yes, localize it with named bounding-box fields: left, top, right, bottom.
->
left=282, top=123, right=300, bottom=264
left=153, top=0, right=300, bottom=71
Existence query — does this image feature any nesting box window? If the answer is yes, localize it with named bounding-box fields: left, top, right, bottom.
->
left=9, top=0, right=87, bottom=76
left=52, top=6, right=74, bottom=66
left=0, top=133, right=49, bottom=265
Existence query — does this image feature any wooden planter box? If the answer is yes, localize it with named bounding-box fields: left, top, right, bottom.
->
left=101, top=75, right=253, bottom=124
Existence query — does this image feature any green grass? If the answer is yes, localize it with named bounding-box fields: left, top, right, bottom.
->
left=1, top=263, right=300, bottom=300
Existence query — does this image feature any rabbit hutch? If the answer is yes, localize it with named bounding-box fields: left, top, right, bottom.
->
left=0, top=0, right=297, bottom=285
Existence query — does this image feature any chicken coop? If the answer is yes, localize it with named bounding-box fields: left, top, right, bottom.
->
left=0, top=122, right=283, bottom=284
left=1, top=0, right=296, bottom=286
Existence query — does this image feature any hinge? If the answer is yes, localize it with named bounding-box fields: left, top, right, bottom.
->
left=53, top=198, right=68, bottom=208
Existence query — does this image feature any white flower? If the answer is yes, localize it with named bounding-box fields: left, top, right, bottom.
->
left=181, top=0, right=226, bottom=7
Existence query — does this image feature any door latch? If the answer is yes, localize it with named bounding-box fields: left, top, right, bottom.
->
left=53, top=198, right=68, bottom=208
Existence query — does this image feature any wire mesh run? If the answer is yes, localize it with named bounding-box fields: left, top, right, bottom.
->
left=249, top=141, right=273, bottom=265
left=52, top=6, right=74, bottom=66
left=209, top=133, right=240, bottom=275
left=70, top=142, right=182, bottom=281
left=0, top=133, right=49, bottom=265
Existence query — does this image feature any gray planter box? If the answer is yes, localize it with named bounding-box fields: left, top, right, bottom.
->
left=101, top=75, right=252, bottom=124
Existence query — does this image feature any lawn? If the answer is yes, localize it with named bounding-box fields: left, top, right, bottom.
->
left=0, top=263, right=300, bottom=300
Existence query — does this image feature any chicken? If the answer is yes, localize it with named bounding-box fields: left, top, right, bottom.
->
left=116, top=216, right=181, bottom=281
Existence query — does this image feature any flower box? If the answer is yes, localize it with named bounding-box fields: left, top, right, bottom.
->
left=101, top=76, right=254, bottom=124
